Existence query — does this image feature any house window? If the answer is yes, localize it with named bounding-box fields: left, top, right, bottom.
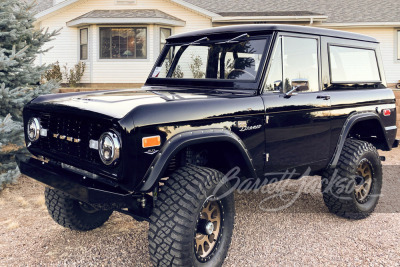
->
left=100, top=27, right=147, bottom=59
left=80, top=28, right=88, bottom=60
left=160, top=28, right=171, bottom=52
left=397, top=30, right=400, bottom=60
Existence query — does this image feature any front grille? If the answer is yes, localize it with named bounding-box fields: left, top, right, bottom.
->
left=36, top=112, right=108, bottom=164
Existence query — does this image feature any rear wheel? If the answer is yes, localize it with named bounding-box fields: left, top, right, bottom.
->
left=321, top=139, right=382, bottom=219
left=148, top=165, right=235, bottom=266
left=45, top=187, right=113, bottom=231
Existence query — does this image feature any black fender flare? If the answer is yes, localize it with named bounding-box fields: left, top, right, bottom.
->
left=138, top=128, right=257, bottom=192
left=328, top=111, right=389, bottom=168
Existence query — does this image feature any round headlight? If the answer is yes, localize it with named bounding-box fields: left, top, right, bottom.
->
left=99, top=131, right=121, bottom=165
left=27, top=118, right=41, bottom=142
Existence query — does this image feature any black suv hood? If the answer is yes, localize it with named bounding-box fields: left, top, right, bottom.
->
left=29, top=87, right=224, bottom=119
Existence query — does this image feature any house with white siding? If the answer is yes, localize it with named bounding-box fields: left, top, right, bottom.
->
left=33, top=0, right=400, bottom=88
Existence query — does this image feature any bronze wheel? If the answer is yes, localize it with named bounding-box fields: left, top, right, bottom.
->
left=195, top=197, right=223, bottom=262
left=321, top=139, right=382, bottom=220
left=354, top=160, right=373, bottom=203
left=149, top=165, right=235, bottom=266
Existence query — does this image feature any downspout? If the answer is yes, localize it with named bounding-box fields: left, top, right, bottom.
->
left=89, top=25, right=93, bottom=84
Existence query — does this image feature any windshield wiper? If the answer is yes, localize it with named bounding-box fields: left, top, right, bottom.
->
left=149, top=90, right=170, bottom=101
left=211, top=89, right=256, bottom=95
left=216, top=33, right=250, bottom=45
left=149, top=90, right=184, bottom=101
left=183, top=37, right=209, bottom=46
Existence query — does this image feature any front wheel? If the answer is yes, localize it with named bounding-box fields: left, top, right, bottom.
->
left=45, top=187, right=113, bottom=231
left=149, top=165, right=235, bottom=266
left=321, top=139, right=382, bottom=220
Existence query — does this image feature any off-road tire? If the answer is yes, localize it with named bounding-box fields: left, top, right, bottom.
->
left=45, top=187, right=113, bottom=231
left=321, top=139, right=382, bottom=220
left=149, top=165, right=235, bottom=266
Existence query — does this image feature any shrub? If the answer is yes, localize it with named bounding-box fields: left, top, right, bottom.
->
left=43, top=61, right=63, bottom=83
left=62, top=62, right=86, bottom=87
left=165, top=58, right=184, bottom=78
left=189, top=54, right=205, bottom=79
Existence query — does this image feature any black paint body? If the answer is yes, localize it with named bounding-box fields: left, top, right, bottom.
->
left=18, top=25, right=397, bottom=202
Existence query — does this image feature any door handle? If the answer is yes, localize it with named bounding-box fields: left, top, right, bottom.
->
left=317, top=95, right=330, bottom=100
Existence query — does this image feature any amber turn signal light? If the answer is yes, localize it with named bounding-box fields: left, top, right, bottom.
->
left=142, top=136, right=161, bottom=148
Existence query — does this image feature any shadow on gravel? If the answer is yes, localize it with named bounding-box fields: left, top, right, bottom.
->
left=232, top=165, right=400, bottom=214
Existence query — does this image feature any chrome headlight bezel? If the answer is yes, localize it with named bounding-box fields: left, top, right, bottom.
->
left=27, top=117, right=41, bottom=142
left=98, top=130, right=121, bottom=166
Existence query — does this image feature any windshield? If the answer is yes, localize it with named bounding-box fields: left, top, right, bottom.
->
left=151, top=37, right=269, bottom=82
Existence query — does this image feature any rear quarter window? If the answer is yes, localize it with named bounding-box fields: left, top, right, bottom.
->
left=329, top=45, right=380, bottom=83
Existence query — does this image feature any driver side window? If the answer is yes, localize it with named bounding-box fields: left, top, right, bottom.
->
left=264, top=36, right=319, bottom=93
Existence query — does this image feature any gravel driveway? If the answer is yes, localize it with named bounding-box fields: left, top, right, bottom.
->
left=1, top=149, right=400, bottom=266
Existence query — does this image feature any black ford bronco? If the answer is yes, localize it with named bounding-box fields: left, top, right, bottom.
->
left=17, top=25, right=399, bottom=266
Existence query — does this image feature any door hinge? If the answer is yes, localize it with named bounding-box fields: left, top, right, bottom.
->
left=266, top=116, right=270, bottom=124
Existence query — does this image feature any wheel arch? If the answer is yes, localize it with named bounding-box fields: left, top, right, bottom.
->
left=138, top=129, right=257, bottom=192
left=329, top=112, right=390, bottom=168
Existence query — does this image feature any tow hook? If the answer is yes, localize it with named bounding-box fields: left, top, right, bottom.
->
left=139, top=195, right=147, bottom=208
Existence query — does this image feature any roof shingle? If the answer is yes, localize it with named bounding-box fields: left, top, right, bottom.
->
left=30, top=0, right=53, bottom=14
left=32, top=0, right=400, bottom=23
left=184, top=0, right=400, bottom=23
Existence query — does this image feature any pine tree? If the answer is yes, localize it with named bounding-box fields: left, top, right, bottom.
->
left=0, top=0, right=60, bottom=189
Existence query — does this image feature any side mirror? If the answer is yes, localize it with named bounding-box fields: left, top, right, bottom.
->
left=284, top=78, right=309, bottom=98
left=292, top=78, right=309, bottom=92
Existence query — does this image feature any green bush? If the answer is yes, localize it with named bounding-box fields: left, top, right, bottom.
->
left=43, top=61, right=63, bottom=83
left=189, top=54, right=205, bottom=79
left=62, top=62, right=86, bottom=87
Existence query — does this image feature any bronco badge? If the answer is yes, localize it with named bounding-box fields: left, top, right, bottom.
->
left=53, top=133, right=81, bottom=143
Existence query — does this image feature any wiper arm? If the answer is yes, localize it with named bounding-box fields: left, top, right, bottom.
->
left=149, top=90, right=171, bottom=101
left=149, top=90, right=184, bottom=101
left=211, top=89, right=256, bottom=95
left=183, top=37, right=209, bottom=46
left=216, top=33, right=249, bottom=45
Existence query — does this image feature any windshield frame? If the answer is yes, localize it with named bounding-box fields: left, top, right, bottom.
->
left=145, top=34, right=272, bottom=91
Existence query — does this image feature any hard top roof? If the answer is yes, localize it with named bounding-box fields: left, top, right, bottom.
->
left=167, top=24, right=378, bottom=43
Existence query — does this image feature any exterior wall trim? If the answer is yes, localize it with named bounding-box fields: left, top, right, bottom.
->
left=35, top=0, right=80, bottom=20
left=212, top=15, right=328, bottom=23
left=318, top=22, right=400, bottom=28
left=67, top=18, right=186, bottom=27
left=395, top=28, right=400, bottom=62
